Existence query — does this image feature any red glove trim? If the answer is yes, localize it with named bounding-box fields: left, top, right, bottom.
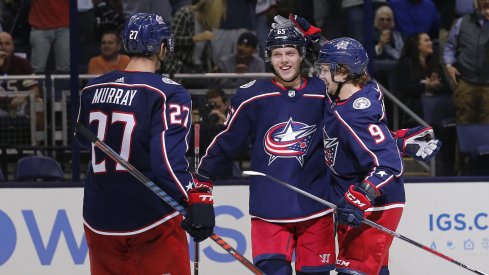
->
left=344, top=185, right=372, bottom=211
left=188, top=192, right=214, bottom=205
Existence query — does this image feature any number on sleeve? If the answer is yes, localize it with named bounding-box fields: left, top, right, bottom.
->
left=169, top=104, right=190, bottom=127
left=368, top=124, right=386, bottom=144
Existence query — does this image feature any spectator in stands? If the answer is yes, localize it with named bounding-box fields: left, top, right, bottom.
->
left=340, top=0, right=387, bottom=45
left=170, top=0, right=193, bottom=15
left=121, top=0, right=173, bottom=22
left=255, top=0, right=278, bottom=59
left=443, top=0, right=489, bottom=124
left=77, top=0, right=96, bottom=73
left=93, top=0, right=125, bottom=42
left=87, top=30, right=129, bottom=75
left=194, top=88, right=234, bottom=178
left=163, top=0, right=226, bottom=88
left=396, top=32, right=449, bottom=127
left=0, top=32, right=43, bottom=129
left=373, top=5, right=404, bottom=60
left=389, top=0, right=440, bottom=39
left=216, top=32, right=265, bottom=88
left=212, top=0, right=257, bottom=64
left=28, top=0, right=70, bottom=73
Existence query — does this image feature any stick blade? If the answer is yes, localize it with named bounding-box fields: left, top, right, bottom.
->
left=242, top=170, right=266, bottom=177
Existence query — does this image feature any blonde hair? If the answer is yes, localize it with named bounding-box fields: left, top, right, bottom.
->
left=374, top=5, right=395, bottom=29
left=193, top=0, right=227, bottom=30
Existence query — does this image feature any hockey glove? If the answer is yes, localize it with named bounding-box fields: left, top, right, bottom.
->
left=394, top=126, right=442, bottom=162
left=181, top=173, right=215, bottom=242
left=288, top=13, right=322, bottom=42
left=336, top=182, right=379, bottom=227
left=271, top=15, right=296, bottom=29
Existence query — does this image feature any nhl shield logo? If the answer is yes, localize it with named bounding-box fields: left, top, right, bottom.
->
left=264, top=118, right=317, bottom=166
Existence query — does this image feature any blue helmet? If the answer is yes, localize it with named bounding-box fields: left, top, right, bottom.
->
left=122, top=13, right=174, bottom=56
left=264, top=26, right=307, bottom=62
left=317, top=37, right=368, bottom=75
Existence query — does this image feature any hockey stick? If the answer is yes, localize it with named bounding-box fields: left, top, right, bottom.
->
left=243, top=170, right=488, bottom=275
left=193, top=123, right=200, bottom=275
left=76, top=124, right=263, bottom=275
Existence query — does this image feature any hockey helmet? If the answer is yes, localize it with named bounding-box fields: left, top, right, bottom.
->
left=264, top=26, right=307, bottom=62
left=316, top=37, right=368, bottom=76
left=122, top=13, right=174, bottom=56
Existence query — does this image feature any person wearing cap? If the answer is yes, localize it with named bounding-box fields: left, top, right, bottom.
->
left=216, top=32, right=265, bottom=88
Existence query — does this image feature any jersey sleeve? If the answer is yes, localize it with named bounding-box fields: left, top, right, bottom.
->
left=150, top=86, right=193, bottom=202
left=75, top=87, right=91, bottom=150
left=198, top=88, right=252, bottom=179
left=342, top=99, right=403, bottom=195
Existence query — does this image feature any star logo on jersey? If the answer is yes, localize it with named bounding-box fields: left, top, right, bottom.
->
left=185, top=181, right=194, bottom=191
left=322, top=128, right=339, bottom=167
left=335, top=40, right=350, bottom=50
left=264, top=118, right=317, bottom=167
left=376, top=170, right=388, bottom=178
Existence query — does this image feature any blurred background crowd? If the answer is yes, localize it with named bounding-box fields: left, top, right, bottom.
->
left=0, top=0, right=488, bottom=181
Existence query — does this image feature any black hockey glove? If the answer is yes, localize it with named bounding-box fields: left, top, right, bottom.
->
left=394, top=126, right=442, bottom=162
left=181, top=173, right=215, bottom=242
left=336, top=182, right=379, bottom=227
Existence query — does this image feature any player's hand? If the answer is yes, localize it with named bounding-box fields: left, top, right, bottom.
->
left=395, top=126, right=442, bottom=162
left=181, top=173, right=215, bottom=242
left=288, top=13, right=322, bottom=41
left=336, top=183, right=379, bottom=227
left=271, top=15, right=295, bottom=29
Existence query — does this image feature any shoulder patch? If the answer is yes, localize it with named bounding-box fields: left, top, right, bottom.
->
left=162, top=77, right=180, bottom=85
left=240, top=80, right=256, bottom=88
left=352, top=97, right=371, bottom=110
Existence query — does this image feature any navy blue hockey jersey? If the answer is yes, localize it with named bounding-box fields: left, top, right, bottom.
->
left=323, top=81, right=405, bottom=210
left=76, top=70, right=193, bottom=234
left=199, top=78, right=333, bottom=222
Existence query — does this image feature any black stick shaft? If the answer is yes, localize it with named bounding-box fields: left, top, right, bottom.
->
left=247, top=171, right=487, bottom=275
left=77, top=124, right=263, bottom=274
left=194, top=123, right=200, bottom=275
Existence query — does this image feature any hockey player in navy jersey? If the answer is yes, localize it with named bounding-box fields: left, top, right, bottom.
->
left=198, top=26, right=336, bottom=274
left=75, top=13, right=214, bottom=275
left=316, top=38, right=405, bottom=275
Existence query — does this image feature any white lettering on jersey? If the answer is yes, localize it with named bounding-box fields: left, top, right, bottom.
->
left=353, top=97, right=371, bottom=109
left=92, top=88, right=138, bottom=106
left=336, top=259, right=351, bottom=267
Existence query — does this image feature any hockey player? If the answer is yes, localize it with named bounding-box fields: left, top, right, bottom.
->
left=75, top=13, right=214, bottom=275
left=317, top=37, right=405, bottom=275
left=199, top=26, right=337, bottom=275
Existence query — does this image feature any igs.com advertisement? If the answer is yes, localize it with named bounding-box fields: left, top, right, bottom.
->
left=0, top=183, right=488, bottom=275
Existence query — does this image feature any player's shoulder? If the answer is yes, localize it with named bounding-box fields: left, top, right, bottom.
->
left=341, top=82, right=384, bottom=120
left=232, top=78, right=275, bottom=102
left=305, top=77, right=327, bottom=94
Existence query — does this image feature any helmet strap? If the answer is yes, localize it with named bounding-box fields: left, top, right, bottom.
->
left=157, top=44, right=166, bottom=62
left=330, top=71, right=345, bottom=98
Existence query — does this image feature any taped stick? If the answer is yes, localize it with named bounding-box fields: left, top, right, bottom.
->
left=194, top=123, right=201, bottom=275
left=243, top=170, right=488, bottom=275
left=77, top=124, right=263, bottom=275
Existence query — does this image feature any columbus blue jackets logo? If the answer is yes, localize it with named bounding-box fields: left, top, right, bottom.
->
left=322, top=128, right=338, bottom=168
left=264, top=118, right=317, bottom=166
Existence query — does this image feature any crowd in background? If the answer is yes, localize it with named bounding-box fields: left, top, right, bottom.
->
left=0, top=0, right=488, bottom=176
